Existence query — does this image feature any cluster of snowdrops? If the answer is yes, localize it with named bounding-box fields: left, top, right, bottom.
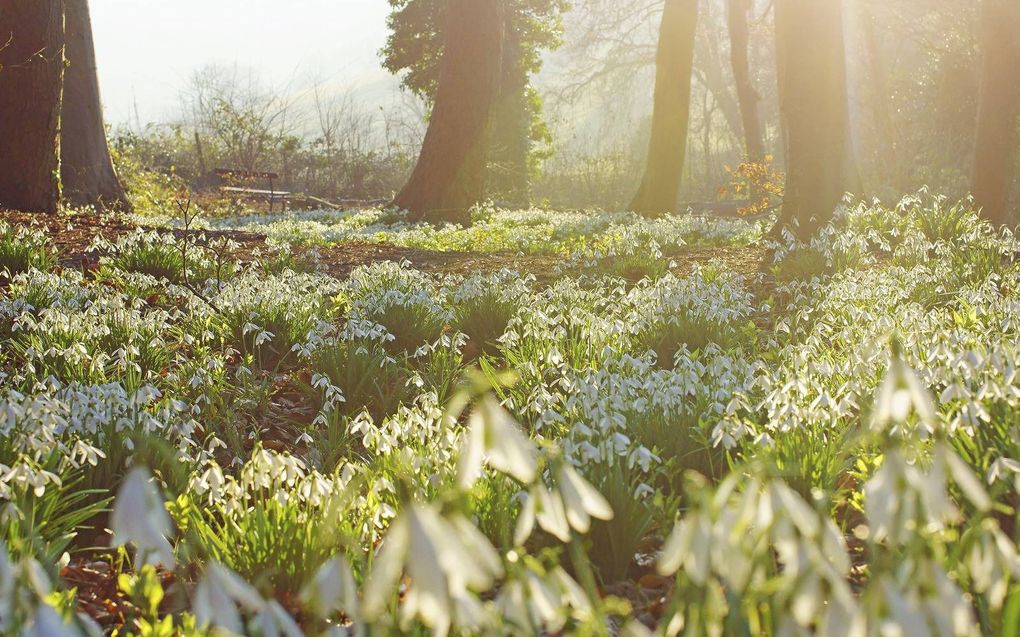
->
left=1, top=192, right=1020, bottom=635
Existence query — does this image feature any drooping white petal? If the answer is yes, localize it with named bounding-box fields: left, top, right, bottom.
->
left=534, top=484, right=571, bottom=542
left=193, top=568, right=244, bottom=634
left=456, top=414, right=486, bottom=490
left=110, top=468, right=175, bottom=568
left=299, top=554, right=358, bottom=618
left=478, top=398, right=538, bottom=484
left=559, top=465, right=613, bottom=526
left=514, top=491, right=537, bottom=546
left=362, top=514, right=410, bottom=620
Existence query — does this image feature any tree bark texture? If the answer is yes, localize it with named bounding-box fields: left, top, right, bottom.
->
left=486, top=27, right=531, bottom=207
left=0, top=0, right=65, bottom=213
left=629, top=0, right=699, bottom=217
left=773, top=0, right=850, bottom=238
left=61, top=0, right=131, bottom=211
left=727, top=0, right=764, bottom=162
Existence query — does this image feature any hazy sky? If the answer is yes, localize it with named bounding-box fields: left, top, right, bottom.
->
left=91, top=0, right=393, bottom=125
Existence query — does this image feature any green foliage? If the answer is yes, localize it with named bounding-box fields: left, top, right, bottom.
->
left=382, top=0, right=569, bottom=199
left=365, top=299, right=449, bottom=355
left=104, top=232, right=224, bottom=285
left=629, top=405, right=724, bottom=483
left=211, top=271, right=344, bottom=370
left=772, top=248, right=829, bottom=283
left=6, top=197, right=1020, bottom=635
left=116, top=564, right=202, bottom=637
left=110, top=134, right=193, bottom=219
left=0, top=223, right=56, bottom=277
left=913, top=196, right=976, bottom=243
left=1, top=469, right=109, bottom=568
left=635, top=319, right=733, bottom=368
left=383, top=0, right=566, bottom=101
left=170, top=450, right=357, bottom=597
left=585, top=462, right=659, bottom=582
left=456, top=295, right=517, bottom=356
left=311, top=339, right=412, bottom=421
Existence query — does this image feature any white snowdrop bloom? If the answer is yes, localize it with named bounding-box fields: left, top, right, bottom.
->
left=987, top=457, right=1020, bottom=485
left=556, top=464, right=613, bottom=534
left=254, top=600, right=305, bottom=637
left=533, top=483, right=571, bottom=542
left=363, top=504, right=501, bottom=635
left=297, top=554, right=359, bottom=619
left=457, top=396, right=538, bottom=488
left=111, top=468, right=175, bottom=568
left=194, top=563, right=264, bottom=634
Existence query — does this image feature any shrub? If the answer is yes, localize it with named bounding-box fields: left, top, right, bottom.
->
left=361, top=295, right=450, bottom=355
left=9, top=297, right=175, bottom=388
left=450, top=271, right=530, bottom=358
left=585, top=462, right=660, bottom=581
left=913, top=195, right=976, bottom=243
left=102, top=231, right=225, bottom=285
left=629, top=270, right=757, bottom=367
left=1, top=464, right=108, bottom=567
left=628, top=404, right=725, bottom=484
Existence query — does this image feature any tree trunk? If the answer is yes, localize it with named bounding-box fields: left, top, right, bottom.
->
left=629, top=0, right=699, bottom=217
left=60, top=0, right=131, bottom=211
left=392, top=0, right=504, bottom=224
left=858, top=0, right=897, bottom=195
left=727, top=0, right=764, bottom=162
left=973, top=0, right=1020, bottom=226
left=0, top=0, right=65, bottom=213
left=487, top=28, right=532, bottom=207
left=772, top=0, right=850, bottom=239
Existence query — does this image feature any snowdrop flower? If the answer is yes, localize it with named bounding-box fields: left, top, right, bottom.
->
left=299, top=555, right=359, bottom=619
left=556, top=464, right=613, bottom=534
left=872, top=347, right=937, bottom=435
left=110, top=468, right=175, bottom=568
left=987, top=457, right=1020, bottom=485
left=194, top=562, right=266, bottom=634
left=516, top=483, right=571, bottom=543
left=457, top=396, right=538, bottom=488
left=363, top=504, right=502, bottom=635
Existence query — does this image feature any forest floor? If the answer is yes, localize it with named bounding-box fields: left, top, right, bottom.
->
left=0, top=209, right=771, bottom=286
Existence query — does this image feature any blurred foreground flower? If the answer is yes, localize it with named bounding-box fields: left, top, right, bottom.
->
left=363, top=504, right=503, bottom=636
left=110, top=468, right=175, bottom=569
left=194, top=562, right=302, bottom=636
left=458, top=395, right=538, bottom=488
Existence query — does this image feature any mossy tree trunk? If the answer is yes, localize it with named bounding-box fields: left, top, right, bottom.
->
left=973, top=0, right=1020, bottom=226
left=392, top=0, right=504, bottom=224
left=0, top=0, right=65, bottom=213
left=629, top=0, right=699, bottom=218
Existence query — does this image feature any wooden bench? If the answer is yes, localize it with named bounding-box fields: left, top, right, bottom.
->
left=214, top=169, right=291, bottom=212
